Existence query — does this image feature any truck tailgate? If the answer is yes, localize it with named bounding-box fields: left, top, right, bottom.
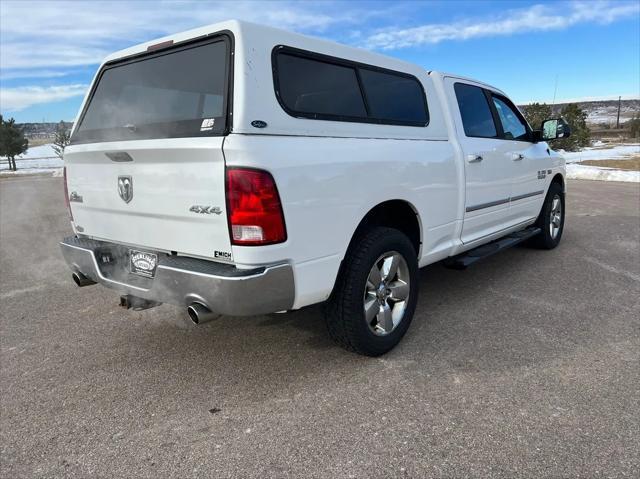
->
left=64, top=137, right=232, bottom=261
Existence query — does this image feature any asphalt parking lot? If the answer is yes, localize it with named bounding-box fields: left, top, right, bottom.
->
left=1, top=176, right=638, bottom=478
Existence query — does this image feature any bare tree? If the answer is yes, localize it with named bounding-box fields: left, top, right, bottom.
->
left=52, top=121, right=71, bottom=159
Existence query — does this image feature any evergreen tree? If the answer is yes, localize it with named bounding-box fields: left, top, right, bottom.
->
left=521, top=102, right=552, bottom=131
left=522, top=102, right=591, bottom=151
left=554, top=103, right=590, bottom=151
left=626, top=115, right=640, bottom=139
left=0, top=115, right=29, bottom=171
left=52, top=121, right=71, bottom=159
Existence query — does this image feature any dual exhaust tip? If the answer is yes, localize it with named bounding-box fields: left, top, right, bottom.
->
left=72, top=271, right=96, bottom=287
left=187, top=302, right=219, bottom=325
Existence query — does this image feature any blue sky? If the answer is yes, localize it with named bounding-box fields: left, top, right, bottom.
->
left=1, top=0, right=638, bottom=123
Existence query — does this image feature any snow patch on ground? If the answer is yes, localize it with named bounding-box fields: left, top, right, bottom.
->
left=0, top=167, right=63, bottom=176
left=0, top=144, right=62, bottom=175
left=16, top=144, right=57, bottom=158
left=562, top=144, right=639, bottom=163
left=561, top=143, right=639, bottom=182
left=566, top=164, right=640, bottom=183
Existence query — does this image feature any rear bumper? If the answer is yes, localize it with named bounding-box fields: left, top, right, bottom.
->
left=59, top=236, right=295, bottom=316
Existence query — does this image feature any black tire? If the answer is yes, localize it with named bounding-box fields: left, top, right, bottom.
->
left=325, top=227, right=419, bottom=356
left=529, top=182, right=565, bottom=249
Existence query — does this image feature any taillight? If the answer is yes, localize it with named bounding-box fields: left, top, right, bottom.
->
left=63, top=166, right=73, bottom=221
left=226, top=168, right=286, bottom=246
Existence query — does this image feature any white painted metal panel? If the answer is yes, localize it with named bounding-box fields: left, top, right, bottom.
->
left=64, top=137, right=232, bottom=260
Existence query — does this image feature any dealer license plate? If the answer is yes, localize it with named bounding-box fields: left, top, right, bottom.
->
left=129, top=250, right=158, bottom=278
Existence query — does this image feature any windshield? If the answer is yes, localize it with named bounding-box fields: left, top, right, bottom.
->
left=73, top=37, right=230, bottom=144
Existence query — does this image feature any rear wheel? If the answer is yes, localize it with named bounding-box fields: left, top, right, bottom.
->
left=325, top=227, right=419, bottom=356
left=529, top=182, right=565, bottom=249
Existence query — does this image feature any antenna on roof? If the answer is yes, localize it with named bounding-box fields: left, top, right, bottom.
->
left=551, top=74, right=558, bottom=107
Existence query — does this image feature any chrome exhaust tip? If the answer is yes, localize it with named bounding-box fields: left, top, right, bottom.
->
left=72, top=271, right=96, bottom=287
left=187, top=302, right=219, bottom=325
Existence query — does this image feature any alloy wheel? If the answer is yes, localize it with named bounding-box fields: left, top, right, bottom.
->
left=363, top=251, right=411, bottom=336
left=549, top=194, right=562, bottom=239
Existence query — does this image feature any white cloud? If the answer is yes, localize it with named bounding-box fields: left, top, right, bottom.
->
left=0, top=84, right=88, bottom=111
left=364, top=1, right=640, bottom=50
left=1, top=1, right=636, bottom=114
left=0, top=1, right=366, bottom=71
left=3, top=0, right=635, bottom=71
left=0, top=69, right=75, bottom=81
left=0, top=1, right=392, bottom=114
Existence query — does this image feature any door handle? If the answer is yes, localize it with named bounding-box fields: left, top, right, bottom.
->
left=467, top=154, right=483, bottom=163
left=512, top=153, right=525, bottom=161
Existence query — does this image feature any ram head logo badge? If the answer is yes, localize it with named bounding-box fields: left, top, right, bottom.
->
left=118, top=176, right=133, bottom=203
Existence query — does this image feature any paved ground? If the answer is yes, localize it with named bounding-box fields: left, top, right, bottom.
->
left=1, top=176, right=638, bottom=478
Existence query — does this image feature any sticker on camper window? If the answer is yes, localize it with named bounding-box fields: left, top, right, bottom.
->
left=200, top=118, right=215, bottom=131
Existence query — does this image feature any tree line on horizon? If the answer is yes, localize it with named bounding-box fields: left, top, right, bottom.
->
left=1, top=103, right=638, bottom=171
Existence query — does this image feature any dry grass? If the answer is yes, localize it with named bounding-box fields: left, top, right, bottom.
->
left=27, top=138, right=53, bottom=147
left=580, top=156, right=640, bottom=171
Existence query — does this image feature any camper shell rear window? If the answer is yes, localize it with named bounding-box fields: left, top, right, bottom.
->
left=72, top=34, right=232, bottom=144
left=272, top=46, right=429, bottom=127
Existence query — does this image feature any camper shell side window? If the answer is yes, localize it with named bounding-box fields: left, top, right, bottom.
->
left=272, top=46, right=429, bottom=127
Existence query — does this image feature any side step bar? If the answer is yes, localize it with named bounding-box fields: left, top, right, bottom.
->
left=444, top=227, right=541, bottom=270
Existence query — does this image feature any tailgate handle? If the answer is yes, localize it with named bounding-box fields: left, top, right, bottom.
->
left=105, top=152, right=133, bottom=162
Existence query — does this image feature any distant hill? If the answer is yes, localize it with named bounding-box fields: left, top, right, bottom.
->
left=17, top=121, right=73, bottom=139
left=518, top=99, right=639, bottom=127
left=15, top=99, right=640, bottom=136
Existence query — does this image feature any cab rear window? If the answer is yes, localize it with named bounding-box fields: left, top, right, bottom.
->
left=453, top=83, right=497, bottom=138
left=72, top=36, right=231, bottom=144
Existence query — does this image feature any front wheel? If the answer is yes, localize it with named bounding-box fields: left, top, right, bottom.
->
left=325, top=227, right=419, bottom=356
left=530, top=182, right=565, bottom=249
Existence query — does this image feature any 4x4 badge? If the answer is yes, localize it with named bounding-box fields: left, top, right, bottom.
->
left=189, top=205, right=222, bottom=215
left=118, top=176, right=133, bottom=203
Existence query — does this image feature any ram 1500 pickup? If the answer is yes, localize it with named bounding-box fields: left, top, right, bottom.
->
left=61, top=20, right=569, bottom=355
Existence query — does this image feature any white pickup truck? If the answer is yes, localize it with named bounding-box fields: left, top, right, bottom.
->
left=61, top=20, right=569, bottom=356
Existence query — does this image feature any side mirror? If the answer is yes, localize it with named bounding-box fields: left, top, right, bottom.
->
left=539, top=118, right=571, bottom=141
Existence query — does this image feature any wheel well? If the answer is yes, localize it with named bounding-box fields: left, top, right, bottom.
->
left=551, top=173, right=565, bottom=193
left=349, top=200, right=421, bottom=256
